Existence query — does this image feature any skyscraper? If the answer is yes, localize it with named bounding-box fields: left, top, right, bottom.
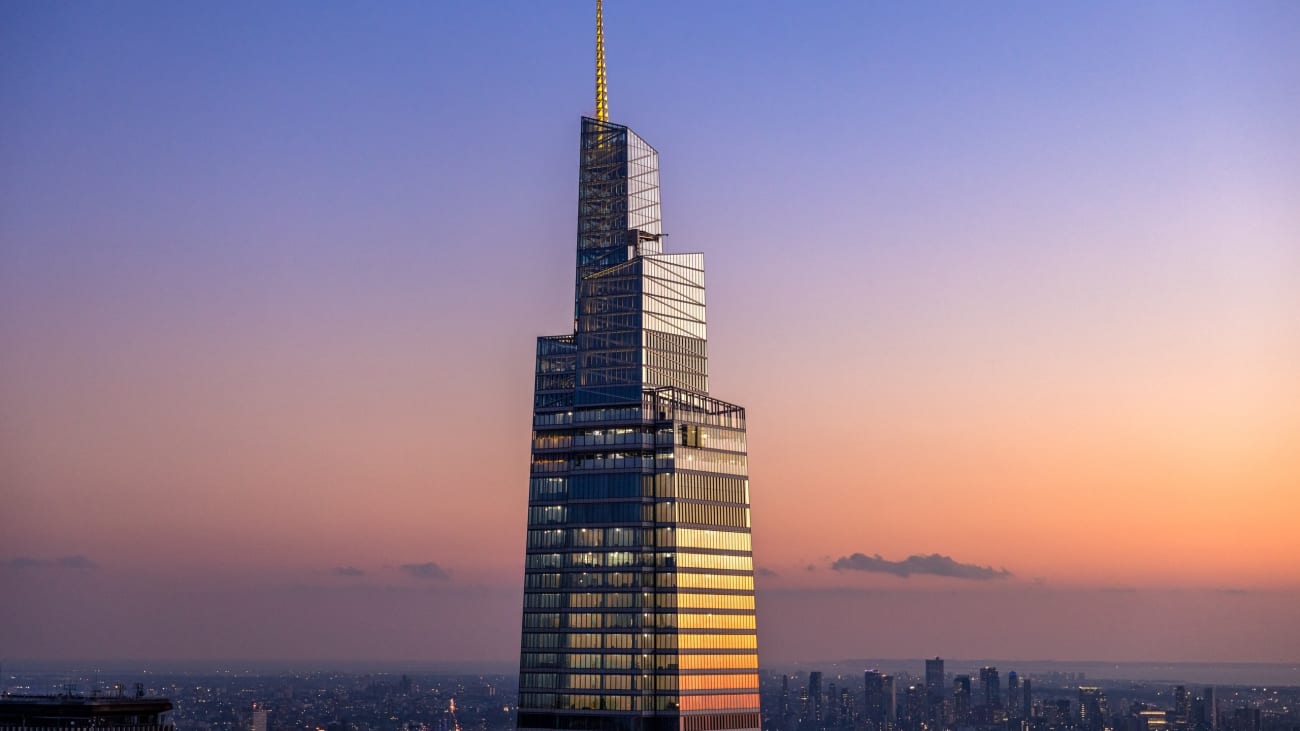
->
left=1078, top=687, right=1108, bottom=731
left=1006, top=672, right=1020, bottom=721
left=252, top=705, right=268, bottom=731
left=803, top=672, right=824, bottom=729
left=979, top=668, right=1001, bottom=711
left=516, top=6, right=760, bottom=731
left=952, top=676, right=971, bottom=727
left=864, top=672, right=889, bottom=730
left=924, top=658, right=944, bottom=729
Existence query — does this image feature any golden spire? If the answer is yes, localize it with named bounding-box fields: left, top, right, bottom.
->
left=595, top=0, right=608, bottom=122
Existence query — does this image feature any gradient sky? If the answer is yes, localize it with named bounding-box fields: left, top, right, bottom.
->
left=2, top=1, right=1298, bottom=665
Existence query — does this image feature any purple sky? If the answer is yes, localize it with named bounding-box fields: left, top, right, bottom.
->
left=2, top=1, right=1298, bottom=664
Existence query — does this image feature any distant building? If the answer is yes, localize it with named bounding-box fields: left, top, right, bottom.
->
left=808, top=672, right=825, bottom=726
left=1228, top=708, right=1260, bottom=731
left=904, top=686, right=926, bottom=731
left=0, top=694, right=173, bottom=731
left=1022, top=678, right=1032, bottom=722
left=864, top=671, right=889, bottom=729
left=1079, top=687, right=1108, bottom=731
left=252, top=704, right=269, bottom=731
left=925, top=659, right=945, bottom=728
left=884, top=675, right=897, bottom=725
left=1007, top=673, right=1021, bottom=721
left=952, top=676, right=972, bottom=726
left=1196, top=689, right=1217, bottom=731
left=980, top=668, right=1001, bottom=711
left=780, top=675, right=793, bottom=731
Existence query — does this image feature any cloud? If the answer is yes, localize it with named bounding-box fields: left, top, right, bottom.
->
left=3, top=555, right=99, bottom=571
left=831, top=552, right=1011, bottom=580
left=755, top=567, right=778, bottom=578
left=332, top=566, right=366, bottom=577
left=399, top=562, right=450, bottom=580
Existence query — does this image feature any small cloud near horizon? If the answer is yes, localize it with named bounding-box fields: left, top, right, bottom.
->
left=3, top=555, right=100, bottom=571
left=831, top=552, right=1011, bottom=580
left=399, top=562, right=450, bottom=580
left=332, top=566, right=366, bottom=577
left=755, top=567, right=778, bottom=578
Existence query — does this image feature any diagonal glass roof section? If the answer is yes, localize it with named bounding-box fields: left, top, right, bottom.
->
left=576, top=117, right=664, bottom=302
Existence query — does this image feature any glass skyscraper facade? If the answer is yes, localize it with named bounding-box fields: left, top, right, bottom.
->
left=517, top=116, right=760, bottom=731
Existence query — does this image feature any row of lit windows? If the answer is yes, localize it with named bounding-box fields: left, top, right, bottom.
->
left=521, top=652, right=678, bottom=671
left=676, top=553, right=753, bottom=572
left=527, top=527, right=754, bottom=552
left=522, top=612, right=756, bottom=631
left=521, top=632, right=755, bottom=651
left=536, top=354, right=575, bottom=375
left=572, top=427, right=649, bottom=448
left=526, top=527, right=652, bottom=549
left=677, top=593, right=756, bottom=611
left=675, top=425, right=746, bottom=454
left=522, top=592, right=756, bottom=611
left=676, top=634, right=759, bottom=650
left=529, top=503, right=652, bottom=526
left=680, top=654, right=760, bottom=671
left=662, top=502, right=750, bottom=529
left=525, top=551, right=753, bottom=573
left=574, top=405, right=644, bottom=423
left=537, top=335, right=575, bottom=356
left=529, top=473, right=655, bottom=502
left=526, top=551, right=644, bottom=570
left=526, top=572, right=756, bottom=591
left=672, top=528, right=752, bottom=553
left=520, top=673, right=758, bottom=693
left=522, top=673, right=755, bottom=692
left=580, top=294, right=640, bottom=316
left=678, top=694, right=761, bottom=712
left=520, top=694, right=732, bottom=712
left=520, top=652, right=759, bottom=672
left=579, top=273, right=639, bottom=297
left=677, top=614, right=757, bottom=630
left=536, top=373, right=576, bottom=392
left=527, top=592, right=638, bottom=609
left=578, top=329, right=641, bottom=350
left=679, top=674, right=760, bottom=691
left=528, top=501, right=752, bottom=528
left=673, top=449, right=747, bottom=477
left=676, top=573, right=755, bottom=591
left=525, top=573, right=646, bottom=590
left=661, top=473, right=748, bottom=503
left=535, top=411, right=576, bottom=427
left=580, top=313, right=640, bottom=333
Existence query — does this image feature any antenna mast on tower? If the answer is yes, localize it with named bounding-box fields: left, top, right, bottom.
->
left=595, top=0, right=608, bottom=122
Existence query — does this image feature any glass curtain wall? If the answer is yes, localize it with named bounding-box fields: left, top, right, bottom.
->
left=519, top=117, right=760, bottom=731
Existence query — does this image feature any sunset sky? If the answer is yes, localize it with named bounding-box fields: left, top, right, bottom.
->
left=2, top=1, right=1298, bottom=665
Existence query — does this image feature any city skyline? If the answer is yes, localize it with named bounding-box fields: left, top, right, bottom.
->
left=2, top=1, right=1298, bottom=664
